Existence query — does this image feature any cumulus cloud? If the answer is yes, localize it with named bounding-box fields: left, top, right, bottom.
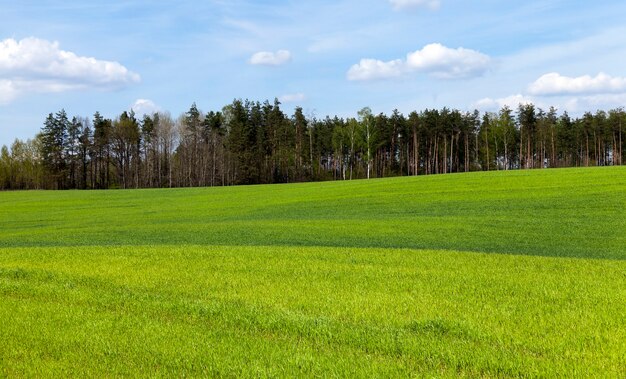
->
left=555, top=93, right=626, bottom=113
left=347, top=59, right=405, bottom=81
left=0, top=37, right=140, bottom=104
left=249, top=50, right=292, bottom=66
left=389, top=0, right=441, bottom=11
left=407, top=44, right=491, bottom=79
left=347, top=43, right=490, bottom=81
left=473, top=71, right=626, bottom=113
left=475, top=92, right=626, bottom=114
left=473, top=94, right=535, bottom=111
left=131, top=99, right=160, bottom=116
left=278, top=93, right=307, bottom=103
left=528, top=72, right=626, bottom=96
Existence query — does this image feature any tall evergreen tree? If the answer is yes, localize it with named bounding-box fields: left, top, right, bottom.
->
left=39, top=110, right=69, bottom=189
left=93, top=111, right=112, bottom=189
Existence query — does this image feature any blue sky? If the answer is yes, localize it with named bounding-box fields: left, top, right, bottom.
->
left=2, top=0, right=626, bottom=146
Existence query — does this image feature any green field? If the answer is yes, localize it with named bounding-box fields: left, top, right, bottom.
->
left=1, top=167, right=625, bottom=376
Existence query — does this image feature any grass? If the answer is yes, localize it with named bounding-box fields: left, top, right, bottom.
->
left=0, top=166, right=625, bottom=376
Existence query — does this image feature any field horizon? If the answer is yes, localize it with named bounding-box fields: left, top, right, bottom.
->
left=1, top=166, right=625, bottom=376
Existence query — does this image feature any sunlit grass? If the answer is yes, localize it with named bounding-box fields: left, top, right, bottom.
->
left=1, top=166, right=624, bottom=259
left=0, top=167, right=625, bottom=376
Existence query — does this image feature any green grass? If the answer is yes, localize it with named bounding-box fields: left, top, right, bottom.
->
left=1, top=166, right=625, bottom=259
left=1, top=167, right=625, bottom=376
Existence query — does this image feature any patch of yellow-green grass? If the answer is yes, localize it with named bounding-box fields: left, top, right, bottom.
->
left=1, top=245, right=624, bottom=377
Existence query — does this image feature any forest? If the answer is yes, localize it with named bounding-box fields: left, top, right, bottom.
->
left=0, top=99, right=624, bottom=190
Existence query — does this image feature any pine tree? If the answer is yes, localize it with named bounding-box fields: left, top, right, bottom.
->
left=39, top=110, right=69, bottom=189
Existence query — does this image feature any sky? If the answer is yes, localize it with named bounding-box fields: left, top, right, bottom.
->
left=2, top=0, right=626, bottom=146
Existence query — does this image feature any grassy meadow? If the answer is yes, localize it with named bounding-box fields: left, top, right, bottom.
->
left=1, top=166, right=625, bottom=376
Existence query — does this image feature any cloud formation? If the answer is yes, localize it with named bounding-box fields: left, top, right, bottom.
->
left=0, top=37, right=140, bottom=104
left=474, top=71, right=626, bottom=112
left=347, top=59, right=405, bottom=81
left=389, top=0, right=441, bottom=11
left=561, top=93, right=626, bottom=112
left=249, top=50, right=292, bottom=66
left=473, top=94, right=535, bottom=111
left=131, top=99, right=160, bottom=116
left=528, top=72, right=626, bottom=96
left=278, top=93, right=307, bottom=103
left=407, top=44, right=491, bottom=79
left=347, top=43, right=490, bottom=81
left=473, top=92, right=626, bottom=114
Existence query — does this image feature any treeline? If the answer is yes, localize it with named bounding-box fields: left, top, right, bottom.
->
left=1, top=99, right=624, bottom=190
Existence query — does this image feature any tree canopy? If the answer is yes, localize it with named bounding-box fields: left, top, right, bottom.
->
left=1, top=100, right=624, bottom=190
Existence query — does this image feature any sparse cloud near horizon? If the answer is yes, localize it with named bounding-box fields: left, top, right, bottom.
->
left=473, top=94, right=536, bottom=111
left=279, top=93, right=307, bottom=103
left=474, top=71, right=626, bottom=112
left=347, top=43, right=491, bottom=81
left=0, top=37, right=140, bottom=104
left=560, top=93, right=626, bottom=112
left=528, top=72, right=626, bottom=96
left=474, top=91, right=626, bottom=114
left=131, top=99, right=160, bottom=116
left=249, top=50, right=292, bottom=66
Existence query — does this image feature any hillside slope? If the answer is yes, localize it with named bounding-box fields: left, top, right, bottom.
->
left=1, top=167, right=625, bottom=376
left=1, top=166, right=624, bottom=259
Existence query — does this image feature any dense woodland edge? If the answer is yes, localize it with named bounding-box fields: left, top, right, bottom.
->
left=1, top=99, right=624, bottom=190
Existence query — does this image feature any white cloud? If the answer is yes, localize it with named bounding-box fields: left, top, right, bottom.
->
left=347, top=59, right=405, bottom=81
left=473, top=89, right=626, bottom=115
left=131, top=99, right=160, bottom=116
left=0, top=37, right=140, bottom=104
left=389, top=0, right=441, bottom=11
left=249, top=50, right=292, bottom=66
left=557, top=94, right=626, bottom=113
left=278, top=93, right=307, bottom=103
left=407, top=44, right=491, bottom=79
left=473, top=94, right=535, bottom=111
left=347, top=43, right=491, bottom=81
left=528, top=72, right=626, bottom=96
left=472, top=92, right=626, bottom=114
